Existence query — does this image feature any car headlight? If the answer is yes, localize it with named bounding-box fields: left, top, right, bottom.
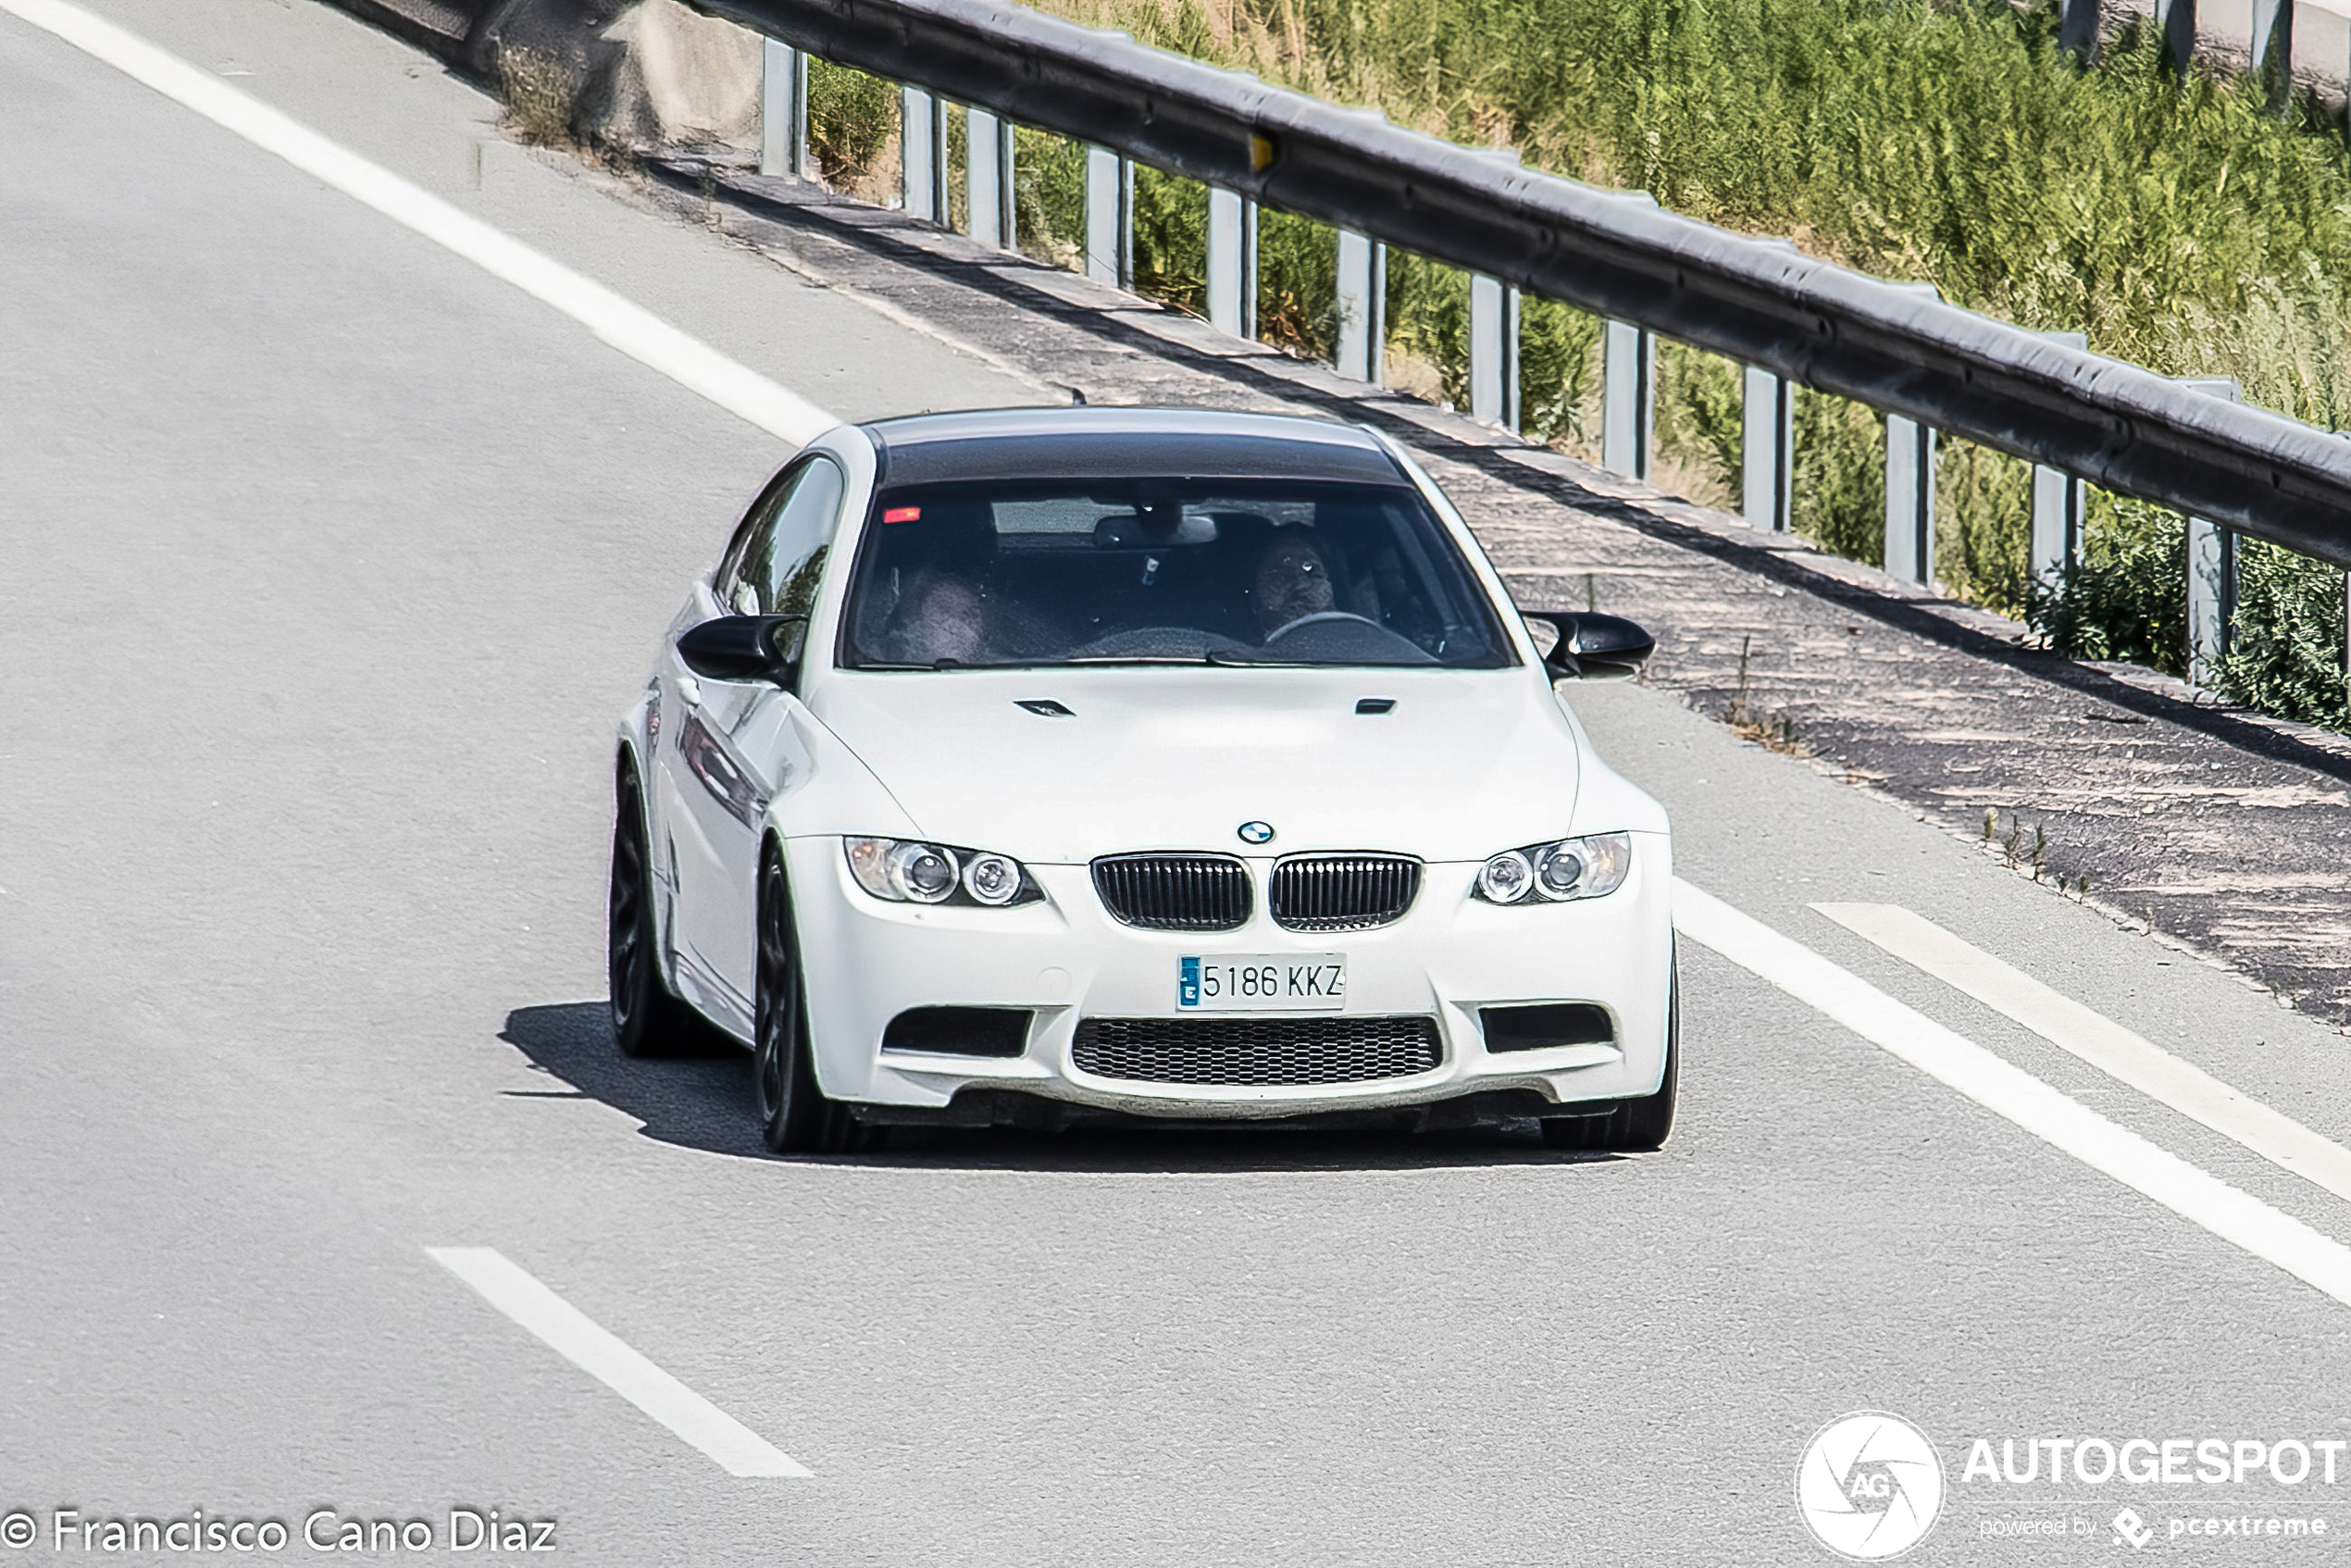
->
left=844, top=838, right=1043, bottom=907
left=1474, top=833, right=1631, bottom=904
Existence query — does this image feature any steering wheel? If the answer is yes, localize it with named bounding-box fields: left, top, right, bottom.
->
left=1264, top=610, right=1383, bottom=643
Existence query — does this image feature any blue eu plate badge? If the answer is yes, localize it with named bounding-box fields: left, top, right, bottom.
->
left=1176, top=953, right=1346, bottom=1011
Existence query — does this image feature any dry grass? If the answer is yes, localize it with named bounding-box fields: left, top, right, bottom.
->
left=497, top=47, right=578, bottom=149
left=1723, top=634, right=1809, bottom=756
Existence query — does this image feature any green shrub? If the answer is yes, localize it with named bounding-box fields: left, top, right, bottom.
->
left=1935, top=441, right=2033, bottom=616
left=805, top=59, right=898, bottom=195
left=1014, top=126, right=1087, bottom=268
left=1257, top=207, right=1339, bottom=359
left=1790, top=392, right=1885, bottom=566
left=1133, top=166, right=1210, bottom=317
left=2218, top=541, right=2351, bottom=727
left=1383, top=250, right=1471, bottom=407
left=2026, top=497, right=2187, bottom=674
left=1518, top=295, right=1602, bottom=452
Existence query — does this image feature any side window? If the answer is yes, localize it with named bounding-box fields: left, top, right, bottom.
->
left=713, top=470, right=789, bottom=613
left=715, top=455, right=847, bottom=617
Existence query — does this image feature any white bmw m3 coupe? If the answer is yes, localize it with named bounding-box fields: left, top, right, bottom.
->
left=609, top=408, right=1676, bottom=1153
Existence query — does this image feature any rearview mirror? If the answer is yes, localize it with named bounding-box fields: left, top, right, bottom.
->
left=677, top=615, right=808, bottom=685
left=1522, top=611, right=1655, bottom=681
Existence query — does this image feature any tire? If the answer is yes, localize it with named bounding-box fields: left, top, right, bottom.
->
left=753, top=847, right=875, bottom=1154
left=609, top=767, right=701, bottom=1059
left=1542, top=952, right=1678, bottom=1154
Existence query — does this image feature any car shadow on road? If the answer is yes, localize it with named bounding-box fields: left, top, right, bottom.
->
left=502, top=1002, right=1630, bottom=1174
left=501, top=1001, right=770, bottom=1161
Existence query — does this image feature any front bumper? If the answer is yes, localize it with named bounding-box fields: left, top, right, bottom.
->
left=783, top=833, right=1674, bottom=1121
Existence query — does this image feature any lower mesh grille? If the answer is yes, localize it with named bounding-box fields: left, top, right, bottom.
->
left=1072, top=1015, right=1442, bottom=1086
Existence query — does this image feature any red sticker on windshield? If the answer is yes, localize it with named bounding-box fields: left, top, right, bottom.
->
left=883, top=506, right=922, bottom=524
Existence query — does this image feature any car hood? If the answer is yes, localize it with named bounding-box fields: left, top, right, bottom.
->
left=806, top=666, right=1585, bottom=864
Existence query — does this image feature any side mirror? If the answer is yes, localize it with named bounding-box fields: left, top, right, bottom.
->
left=677, top=615, right=808, bottom=685
left=1523, top=611, right=1655, bottom=682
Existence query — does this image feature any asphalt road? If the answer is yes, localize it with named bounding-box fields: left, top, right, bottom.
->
left=7, top=4, right=2351, bottom=1563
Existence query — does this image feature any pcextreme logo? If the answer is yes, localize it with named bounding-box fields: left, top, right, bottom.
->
left=1796, top=1410, right=1947, bottom=1560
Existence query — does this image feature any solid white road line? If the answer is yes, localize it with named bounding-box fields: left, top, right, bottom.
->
left=0, top=0, right=837, bottom=446
left=1815, top=901, right=2351, bottom=1211
left=428, top=1247, right=812, bottom=1478
left=1672, top=880, right=2351, bottom=1313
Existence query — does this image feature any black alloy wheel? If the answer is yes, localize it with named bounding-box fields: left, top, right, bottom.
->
left=609, top=769, right=696, bottom=1058
left=753, top=848, right=874, bottom=1154
left=1542, top=952, right=1679, bottom=1154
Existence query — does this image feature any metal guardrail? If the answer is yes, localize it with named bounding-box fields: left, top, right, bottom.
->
left=697, top=0, right=2351, bottom=594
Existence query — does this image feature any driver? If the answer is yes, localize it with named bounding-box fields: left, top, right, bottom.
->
left=883, top=569, right=987, bottom=666
left=1251, top=530, right=1336, bottom=640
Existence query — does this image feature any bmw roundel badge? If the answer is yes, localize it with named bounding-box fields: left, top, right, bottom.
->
left=1237, top=821, right=1275, bottom=845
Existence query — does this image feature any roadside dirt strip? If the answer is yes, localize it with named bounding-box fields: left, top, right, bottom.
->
left=578, top=149, right=2351, bottom=1025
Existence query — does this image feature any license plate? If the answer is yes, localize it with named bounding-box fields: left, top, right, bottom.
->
left=1178, top=953, right=1347, bottom=1011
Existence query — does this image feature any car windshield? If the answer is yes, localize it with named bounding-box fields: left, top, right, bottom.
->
left=838, top=478, right=1514, bottom=669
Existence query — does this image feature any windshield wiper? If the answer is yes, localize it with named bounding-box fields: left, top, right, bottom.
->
left=1064, top=653, right=1213, bottom=665
left=1205, top=649, right=1314, bottom=666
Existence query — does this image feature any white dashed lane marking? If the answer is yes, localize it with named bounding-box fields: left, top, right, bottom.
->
left=429, top=1247, right=812, bottom=1478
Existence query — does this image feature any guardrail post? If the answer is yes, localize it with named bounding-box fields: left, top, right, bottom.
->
left=1881, top=281, right=1943, bottom=585
left=900, top=87, right=946, bottom=223
left=1083, top=146, right=1127, bottom=287
left=2059, top=0, right=2102, bottom=60
left=1207, top=187, right=1257, bottom=338
left=1601, top=320, right=1654, bottom=479
left=1598, top=190, right=1660, bottom=479
left=1335, top=230, right=1384, bottom=384
left=1469, top=275, right=1520, bottom=432
left=2181, top=377, right=2243, bottom=688
left=1119, top=159, right=1136, bottom=288
left=1505, top=286, right=1521, bottom=431
left=759, top=38, right=808, bottom=179
left=2253, top=0, right=2293, bottom=106
left=2157, top=0, right=2198, bottom=70
left=1462, top=149, right=1523, bottom=432
left=1884, top=415, right=1938, bottom=584
left=2031, top=461, right=2086, bottom=586
left=1245, top=200, right=1258, bottom=338
left=2341, top=434, right=2351, bottom=716
left=2031, top=331, right=2090, bottom=584
left=965, top=108, right=1014, bottom=249
left=1741, top=366, right=1794, bottom=531
left=1738, top=238, right=1799, bottom=530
